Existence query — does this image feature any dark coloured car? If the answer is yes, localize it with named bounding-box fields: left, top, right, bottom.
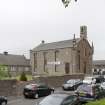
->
left=75, top=84, right=105, bottom=102
left=23, top=84, right=54, bottom=99
left=36, top=93, right=80, bottom=105
left=0, top=96, right=7, bottom=105
left=62, top=79, right=82, bottom=90
left=93, top=75, right=104, bottom=84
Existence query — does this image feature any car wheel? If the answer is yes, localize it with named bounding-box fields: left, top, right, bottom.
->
left=34, top=93, right=39, bottom=99
left=62, top=87, right=66, bottom=90
left=1, top=102, right=6, bottom=105
left=73, top=86, right=76, bottom=90
left=62, top=87, right=64, bottom=90
left=51, top=90, right=54, bottom=94
left=77, top=102, right=82, bottom=105
left=24, top=95, right=28, bottom=98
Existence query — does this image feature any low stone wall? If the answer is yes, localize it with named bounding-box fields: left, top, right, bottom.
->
left=34, top=74, right=84, bottom=87
left=0, top=74, right=84, bottom=96
left=0, top=80, right=17, bottom=96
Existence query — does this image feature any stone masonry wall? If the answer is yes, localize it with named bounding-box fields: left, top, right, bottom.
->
left=0, top=80, right=17, bottom=96
left=0, top=74, right=84, bottom=96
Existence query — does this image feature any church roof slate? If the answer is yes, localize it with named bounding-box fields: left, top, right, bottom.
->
left=33, top=38, right=81, bottom=51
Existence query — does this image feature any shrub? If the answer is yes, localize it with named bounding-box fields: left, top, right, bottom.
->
left=19, top=72, right=27, bottom=81
left=0, top=65, right=9, bottom=80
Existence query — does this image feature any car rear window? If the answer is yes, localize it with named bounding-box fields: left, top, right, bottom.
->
left=25, top=84, right=37, bottom=89
left=102, top=82, right=105, bottom=86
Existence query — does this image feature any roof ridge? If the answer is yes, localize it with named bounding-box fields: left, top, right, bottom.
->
left=0, top=53, right=25, bottom=57
left=42, top=38, right=80, bottom=45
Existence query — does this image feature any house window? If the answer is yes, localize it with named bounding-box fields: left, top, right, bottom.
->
left=34, top=53, right=37, bottom=72
left=43, top=52, right=47, bottom=72
left=25, top=67, right=29, bottom=71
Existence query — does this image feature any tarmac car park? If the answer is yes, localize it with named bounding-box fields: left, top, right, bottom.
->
left=8, top=77, right=105, bottom=105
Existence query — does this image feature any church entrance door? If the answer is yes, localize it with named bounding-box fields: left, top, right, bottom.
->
left=65, top=63, right=70, bottom=74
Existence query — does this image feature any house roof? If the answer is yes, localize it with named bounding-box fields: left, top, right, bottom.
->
left=0, top=53, right=30, bottom=66
left=33, top=38, right=81, bottom=51
left=93, top=60, right=105, bottom=65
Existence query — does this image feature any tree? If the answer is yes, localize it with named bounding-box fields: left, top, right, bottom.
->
left=62, top=0, right=77, bottom=8
left=0, top=65, right=9, bottom=79
left=19, top=72, right=27, bottom=81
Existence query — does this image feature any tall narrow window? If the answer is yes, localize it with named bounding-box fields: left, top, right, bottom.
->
left=78, top=50, right=80, bottom=71
left=85, top=48, right=86, bottom=56
left=43, top=52, right=47, bottom=72
left=78, top=55, right=80, bottom=70
left=84, top=48, right=86, bottom=56
left=65, top=63, right=70, bottom=74
left=55, top=50, right=59, bottom=72
left=84, top=62, right=86, bottom=74
left=34, top=53, right=37, bottom=72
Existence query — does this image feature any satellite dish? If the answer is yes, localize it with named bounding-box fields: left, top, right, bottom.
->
left=62, top=0, right=71, bottom=8
left=62, top=0, right=77, bottom=8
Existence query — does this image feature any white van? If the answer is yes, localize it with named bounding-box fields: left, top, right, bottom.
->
left=83, top=76, right=96, bottom=84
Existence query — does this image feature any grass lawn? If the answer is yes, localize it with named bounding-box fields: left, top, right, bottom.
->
left=86, top=99, right=105, bottom=105
left=12, top=75, right=33, bottom=81
left=0, top=74, right=33, bottom=81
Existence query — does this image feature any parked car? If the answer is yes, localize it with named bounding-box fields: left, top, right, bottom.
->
left=23, top=83, right=54, bottom=99
left=0, top=96, right=7, bottom=105
left=36, top=93, right=80, bottom=105
left=83, top=76, right=96, bottom=84
left=75, top=84, right=105, bottom=102
left=100, top=82, right=105, bottom=90
left=83, top=75, right=104, bottom=85
left=62, top=79, right=82, bottom=90
left=93, top=75, right=104, bottom=84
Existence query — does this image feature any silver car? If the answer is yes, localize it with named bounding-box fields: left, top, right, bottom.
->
left=62, top=79, right=82, bottom=90
left=100, top=82, right=105, bottom=89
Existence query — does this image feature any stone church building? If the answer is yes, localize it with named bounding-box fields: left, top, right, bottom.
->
left=30, top=26, right=94, bottom=76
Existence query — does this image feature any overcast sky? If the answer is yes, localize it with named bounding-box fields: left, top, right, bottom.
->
left=0, top=0, right=105, bottom=59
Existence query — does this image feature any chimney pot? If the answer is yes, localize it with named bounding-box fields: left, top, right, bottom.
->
left=41, top=40, right=45, bottom=44
left=4, top=51, right=8, bottom=55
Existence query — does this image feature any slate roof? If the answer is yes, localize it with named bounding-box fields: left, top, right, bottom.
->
left=93, top=60, right=105, bottom=65
left=33, top=38, right=81, bottom=51
left=0, top=53, right=30, bottom=66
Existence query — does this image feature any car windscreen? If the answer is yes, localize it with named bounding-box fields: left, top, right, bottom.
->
left=102, top=82, right=105, bottom=86
left=39, top=95, right=65, bottom=105
left=67, top=80, right=75, bottom=84
left=77, top=85, right=92, bottom=93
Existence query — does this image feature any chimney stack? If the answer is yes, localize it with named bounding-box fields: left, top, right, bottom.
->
left=4, top=51, right=8, bottom=55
